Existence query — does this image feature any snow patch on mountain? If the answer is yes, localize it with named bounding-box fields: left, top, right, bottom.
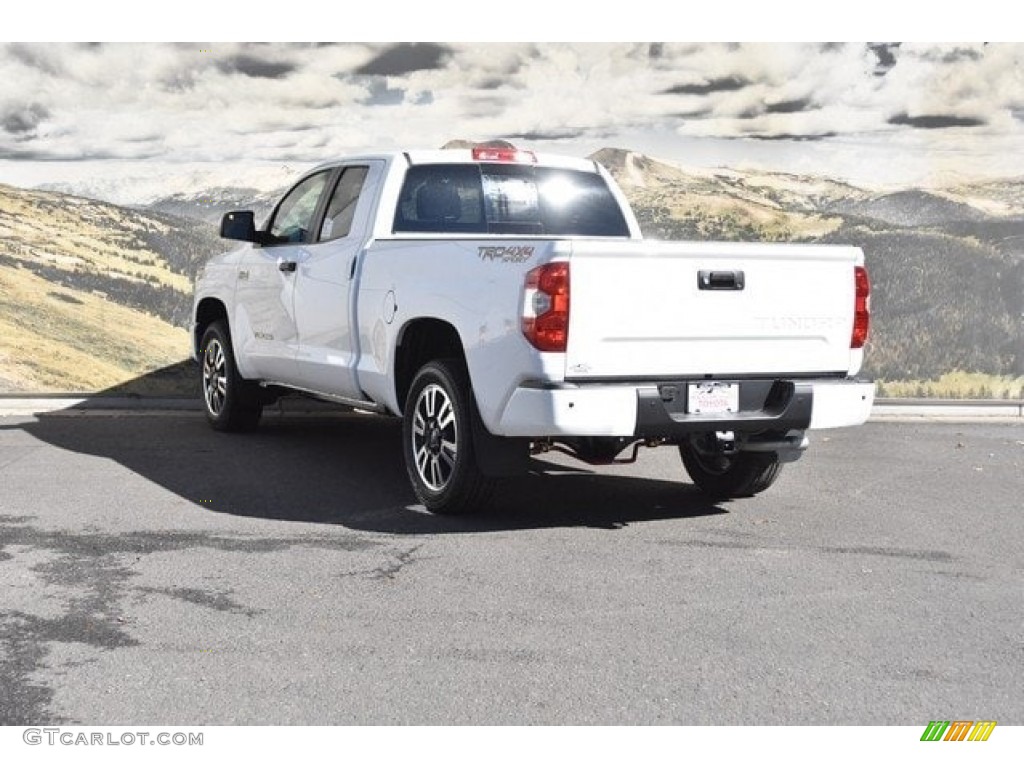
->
left=30, top=161, right=302, bottom=207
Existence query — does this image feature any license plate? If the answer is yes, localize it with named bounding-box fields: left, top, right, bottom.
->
left=687, top=382, right=739, bottom=414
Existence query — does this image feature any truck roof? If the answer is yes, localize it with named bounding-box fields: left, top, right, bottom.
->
left=309, top=149, right=601, bottom=175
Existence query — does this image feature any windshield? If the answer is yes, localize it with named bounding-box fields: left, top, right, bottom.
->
left=394, top=163, right=629, bottom=237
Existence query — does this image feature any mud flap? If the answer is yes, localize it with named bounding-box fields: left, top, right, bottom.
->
left=471, top=409, right=530, bottom=477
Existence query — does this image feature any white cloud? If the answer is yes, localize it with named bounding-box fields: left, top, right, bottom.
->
left=0, top=42, right=1022, bottom=187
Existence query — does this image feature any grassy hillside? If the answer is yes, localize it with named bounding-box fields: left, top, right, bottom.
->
left=876, top=372, right=1024, bottom=399
left=0, top=184, right=222, bottom=392
left=818, top=224, right=1024, bottom=380
left=0, top=265, right=189, bottom=392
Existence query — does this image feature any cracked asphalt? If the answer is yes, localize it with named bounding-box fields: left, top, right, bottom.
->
left=0, top=411, right=1021, bottom=724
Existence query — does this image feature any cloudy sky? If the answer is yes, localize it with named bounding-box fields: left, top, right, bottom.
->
left=0, top=42, right=1022, bottom=197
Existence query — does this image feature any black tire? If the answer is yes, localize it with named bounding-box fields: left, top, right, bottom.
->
left=199, top=320, right=263, bottom=432
left=679, top=437, right=782, bottom=499
left=402, top=359, right=494, bottom=514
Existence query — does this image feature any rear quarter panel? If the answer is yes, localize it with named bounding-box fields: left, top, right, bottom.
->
left=356, top=238, right=569, bottom=429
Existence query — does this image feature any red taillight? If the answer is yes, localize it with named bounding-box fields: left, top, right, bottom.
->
left=472, top=146, right=537, bottom=164
left=851, top=265, right=870, bottom=349
left=522, top=262, right=570, bottom=352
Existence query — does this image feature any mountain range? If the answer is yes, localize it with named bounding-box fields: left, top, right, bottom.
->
left=1, top=147, right=1022, bottom=393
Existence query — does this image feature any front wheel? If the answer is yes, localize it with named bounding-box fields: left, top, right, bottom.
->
left=199, top=320, right=263, bottom=432
left=679, top=435, right=782, bottom=499
left=402, top=359, right=494, bottom=514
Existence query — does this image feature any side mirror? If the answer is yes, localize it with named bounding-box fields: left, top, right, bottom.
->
left=220, top=211, right=259, bottom=242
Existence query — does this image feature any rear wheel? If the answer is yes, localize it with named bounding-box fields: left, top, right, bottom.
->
left=200, top=320, right=263, bottom=432
left=679, top=434, right=782, bottom=498
left=402, top=359, right=494, bottom=514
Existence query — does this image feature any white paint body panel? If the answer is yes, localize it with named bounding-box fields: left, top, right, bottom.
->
left=808, top=381, right=876, bottom=429
left=566, top=240, right=864, bottom=379
left=291, top=161, right=387, bottom=396
left=355, top=237, right=569, bottom=426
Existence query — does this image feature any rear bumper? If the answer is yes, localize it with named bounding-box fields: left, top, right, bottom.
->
left=495, top=378, right=875, bottom=437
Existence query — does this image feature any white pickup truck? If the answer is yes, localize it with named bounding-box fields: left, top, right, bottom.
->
left=191, top=144, right=874, bottom=514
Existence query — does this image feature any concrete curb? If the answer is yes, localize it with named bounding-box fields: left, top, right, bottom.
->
left=2, top=396, right=1022, bottom=422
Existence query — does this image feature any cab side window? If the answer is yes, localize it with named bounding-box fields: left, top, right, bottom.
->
left=268, top=171, right=330, bottom=245
left=320, top=167, right=369, bottom=241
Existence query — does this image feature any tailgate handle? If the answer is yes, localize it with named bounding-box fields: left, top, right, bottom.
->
left=698, top=270, right=745, bottom=291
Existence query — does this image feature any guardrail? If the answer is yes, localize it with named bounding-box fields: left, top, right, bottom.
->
left=874, top=398, right=1024, bottom=418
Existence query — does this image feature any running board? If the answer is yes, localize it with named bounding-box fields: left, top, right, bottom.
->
left=260, top=382, right=387, bottom=413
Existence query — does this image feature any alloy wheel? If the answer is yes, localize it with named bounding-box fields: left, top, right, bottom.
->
left=411, top=382, right=458, bottom=491
left=202, top=339, right=227, bottom=416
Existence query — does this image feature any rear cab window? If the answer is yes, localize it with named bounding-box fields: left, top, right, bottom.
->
left=394, top=163, right=629, bottom=237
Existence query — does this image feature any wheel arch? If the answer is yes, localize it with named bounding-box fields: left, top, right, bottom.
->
left=393, top=317, right=466, bottom=415
left=194, top=297, right=229, bottom=359
left=394, top=317, right=529, bottom=479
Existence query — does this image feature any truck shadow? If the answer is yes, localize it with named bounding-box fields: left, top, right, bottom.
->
left=8, top=363, right=728, bottom=534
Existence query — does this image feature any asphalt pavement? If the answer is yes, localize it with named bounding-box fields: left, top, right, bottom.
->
left=0, top=409, right=1021, bottom=724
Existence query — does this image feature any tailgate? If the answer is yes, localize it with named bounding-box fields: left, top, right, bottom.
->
left=565, top=240, right=861, bottom=379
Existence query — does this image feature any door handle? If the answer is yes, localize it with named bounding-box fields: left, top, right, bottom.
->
left=278, top=260, right=297, bottom=273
